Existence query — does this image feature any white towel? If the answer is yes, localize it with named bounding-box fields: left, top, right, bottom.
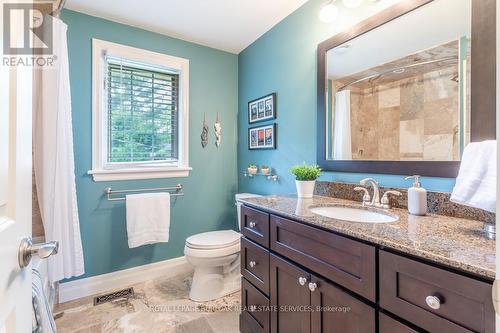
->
left=126, top=192, right=171, bottom=248
left=451, top=140, right=496, bottom=213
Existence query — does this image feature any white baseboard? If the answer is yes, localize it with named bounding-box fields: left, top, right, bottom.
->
left=59, top=256, right=192, bottom=303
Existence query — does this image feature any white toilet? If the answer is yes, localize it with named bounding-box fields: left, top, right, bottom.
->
left=184, top=193, right=261, bottom=302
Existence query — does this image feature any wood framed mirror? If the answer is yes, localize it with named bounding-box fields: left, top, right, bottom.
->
left=317, top=0, right=495, bottom=177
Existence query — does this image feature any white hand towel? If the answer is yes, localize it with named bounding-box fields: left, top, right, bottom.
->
left=126, top=192, right=171, bottom=248
left=451, top=140, right=496, bottom=213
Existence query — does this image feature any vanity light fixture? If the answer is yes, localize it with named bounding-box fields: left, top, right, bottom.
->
left=319, top=0, right=339, bottom=23
left=342, top=0, right=364, bottom=8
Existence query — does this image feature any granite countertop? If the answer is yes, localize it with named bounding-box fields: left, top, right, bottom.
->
left=240, top=195, right=496, bottom=280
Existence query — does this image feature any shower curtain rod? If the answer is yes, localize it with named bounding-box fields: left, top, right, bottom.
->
left=51, top=0, right=67, bottom=17
left=337, top=56, right=458, bottom=92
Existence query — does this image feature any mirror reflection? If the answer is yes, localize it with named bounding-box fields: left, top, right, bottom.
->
left=326, top=0, right=471, bottom=161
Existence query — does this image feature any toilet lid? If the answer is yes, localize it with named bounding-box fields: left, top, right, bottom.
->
left=186, top=230, right=240, bottom=250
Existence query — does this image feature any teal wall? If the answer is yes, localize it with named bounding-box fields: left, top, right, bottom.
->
left=237, top=0, right=456, bottom=195
left=62, top=10, right=239, bottom=280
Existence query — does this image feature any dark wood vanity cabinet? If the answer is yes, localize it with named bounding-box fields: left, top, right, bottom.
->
left=269, top=254, right=375, bottom=333
left=241, top=237, right=270, bottom=296
left=270, top=254, right=311, bottom=333
left=270, top=215, right=376, bottom=301
left=309, top=274, right=376, bottom=333
left=239, top=206, right=494, bottom=333
left=380, top=251, right=495, bottom=333
left=240, top=278, right=270, bottom=333
left=241, top=206, right=270, bottom=247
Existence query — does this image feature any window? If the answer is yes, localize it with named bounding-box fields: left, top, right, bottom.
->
left=89, top=39, right=190, bottom=181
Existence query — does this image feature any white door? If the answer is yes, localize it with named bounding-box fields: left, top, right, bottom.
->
left=0, top=4, right=33, bottom=332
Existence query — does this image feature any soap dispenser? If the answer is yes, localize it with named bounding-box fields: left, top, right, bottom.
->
left=404, top=175, right=427, bottom=216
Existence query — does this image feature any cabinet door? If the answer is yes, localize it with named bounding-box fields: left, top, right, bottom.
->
left=270, top=254, right=311, bottom=333
left=240, top=278, right=270, bottom=333
left=310, top=275, right=375, bottom=333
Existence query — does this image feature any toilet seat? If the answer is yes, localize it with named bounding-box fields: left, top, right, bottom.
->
left=185, top=230, right=241, bottom=259
left=184, top=242, right=240, bottom=259
left=186, top=230, right=240, bottom=250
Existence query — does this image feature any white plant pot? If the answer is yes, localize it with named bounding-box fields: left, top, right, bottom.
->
left=247, top=167, right=258, bottom=175
left=295, top=180, right=316, bottom=198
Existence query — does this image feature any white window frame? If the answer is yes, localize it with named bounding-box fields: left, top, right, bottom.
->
left=88, top=39, right=191, bottom=181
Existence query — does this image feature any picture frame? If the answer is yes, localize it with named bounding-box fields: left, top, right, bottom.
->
left=248, top=93, right=276, bottom=123
left=248, top=124, right=277, bottom=150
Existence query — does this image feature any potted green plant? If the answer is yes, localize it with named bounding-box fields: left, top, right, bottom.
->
left=290, top=163, right=321, bottom=198
left=247, top=164, right=258, bottom=175
left=261, top=165, right=270, bottom=175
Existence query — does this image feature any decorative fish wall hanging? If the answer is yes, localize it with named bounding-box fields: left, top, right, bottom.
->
left=201, top=113, right=209, bottom=148
left=214, top=113, right=222, bottom=147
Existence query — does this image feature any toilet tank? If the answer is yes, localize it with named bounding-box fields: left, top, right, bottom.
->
left=235, top=193, right=261, bottom=230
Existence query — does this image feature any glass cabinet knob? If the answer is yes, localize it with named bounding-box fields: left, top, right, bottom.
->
left=308, top=282, right=317, bottom=292
left=425, top=295, right=441, bottom=310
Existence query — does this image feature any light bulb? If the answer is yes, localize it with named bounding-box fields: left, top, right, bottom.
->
left=342, top=0, right=364, bottom=8
left=319, top=3, right=339, bottom=23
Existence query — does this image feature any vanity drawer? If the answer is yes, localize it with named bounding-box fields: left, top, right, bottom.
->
left=270, top=215, right=376, bottom=301
left=240, top=278, right=270, bottom=333
left=379, top=313, right=419, bottom=333
left=380, top=250, right=494, bottom=333
left=241, top=206, right=270, bottom=247
left=241, top=237, right=270, bottom=296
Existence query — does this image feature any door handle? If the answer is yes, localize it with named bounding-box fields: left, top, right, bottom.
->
left=18, top=236, right=59, bottom=268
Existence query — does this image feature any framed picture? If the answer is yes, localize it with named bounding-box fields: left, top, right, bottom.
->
left=248, top=124, right=277, bottom=150
left=248, top=93, right=276, bottom=123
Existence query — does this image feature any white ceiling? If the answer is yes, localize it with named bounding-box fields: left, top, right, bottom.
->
left=64, top=0, right=309, bottom=54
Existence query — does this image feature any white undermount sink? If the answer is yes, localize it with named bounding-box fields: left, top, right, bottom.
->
left=310, top=206, right=398, bottom=223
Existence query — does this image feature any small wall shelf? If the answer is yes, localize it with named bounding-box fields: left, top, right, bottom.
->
left=242, top=172, right=279, bottom=182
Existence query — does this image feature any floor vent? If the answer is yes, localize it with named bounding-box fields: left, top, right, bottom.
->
left=93, top=287, right=134, bottom=306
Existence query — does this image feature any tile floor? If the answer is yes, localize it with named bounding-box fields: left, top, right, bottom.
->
left=54, top=272, right=240, bottom=333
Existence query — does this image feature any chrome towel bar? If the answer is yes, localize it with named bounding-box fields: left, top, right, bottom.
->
left=104, top=184, right=184, bottom=202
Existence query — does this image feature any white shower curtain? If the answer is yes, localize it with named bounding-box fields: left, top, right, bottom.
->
left=333, top=90, right=352, bottom=160
left=33, top=17, right=84, bottom=282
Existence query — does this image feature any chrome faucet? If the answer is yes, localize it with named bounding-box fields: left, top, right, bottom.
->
left=359, top=178, right=381, bottom=207
left=354, top=187, right=371, bottom=206
left=357, top=178, right=402, bottom=209
left=380, top=190, right=402, bottom=209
